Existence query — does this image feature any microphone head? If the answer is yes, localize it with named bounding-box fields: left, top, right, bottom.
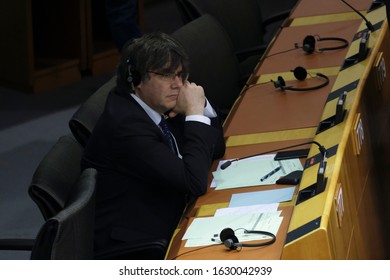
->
left=220, top=160, right=232, bottom=170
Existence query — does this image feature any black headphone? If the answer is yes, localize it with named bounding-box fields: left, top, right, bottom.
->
left=272, top=66, right=329, bottom=91
left=125, top=58, right=141, bottom=87
left=295, top=35, right=349, bottom=54
left=219, top=228, right=276, bottom=250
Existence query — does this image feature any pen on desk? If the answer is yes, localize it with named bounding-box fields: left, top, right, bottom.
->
left=260, top=166, right=282, bottom=181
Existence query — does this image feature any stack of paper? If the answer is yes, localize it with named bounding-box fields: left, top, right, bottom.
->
left=181, top=187, right=295, bottom=247
left=212, top=155, right=303, bottom=190
left=181, top=155, right=301, bottom=248
left=182, top=211, right=282, bottom=247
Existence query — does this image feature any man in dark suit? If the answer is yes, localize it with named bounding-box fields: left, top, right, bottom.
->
left=81, top=32, right=226, bottom=258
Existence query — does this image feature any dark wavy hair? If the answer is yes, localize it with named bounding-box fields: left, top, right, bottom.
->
left=116, top=32, right=189, bottom=93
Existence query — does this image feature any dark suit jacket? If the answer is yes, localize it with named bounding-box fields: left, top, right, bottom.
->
left=82, top=87, right=225, bottom=255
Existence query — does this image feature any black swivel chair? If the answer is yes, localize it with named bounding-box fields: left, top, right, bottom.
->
left=171, top=14, right=244, bottom=117
left=0, top=134, right=168, bottom=259
left=32, top=185, right=168, bottom=259
left=0, top=134, right=84, bottom=251
left=31, top=168, right=97, bottom=259
left=69, top=75, right=116, bottom=147
left=175, top=0, right=291, bottom=71
left=28, top=134, right=84, bottom=220
left=0, top=168, right=97, bottom=259
left=174, top=0, right=199, bottom=23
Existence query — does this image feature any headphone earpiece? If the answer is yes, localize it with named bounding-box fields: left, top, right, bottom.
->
left=298, top=35, right=349, bottom=54
left=292, top=66, right=308, bottom=81
left=269, top=34, right=349, bottom=59
left=220, top=228, right=239, bottom=250
left=219, top=227, right=276, bottom=250
left=273, top=76, right=286, bottom=89
left=302, top=35, right=316, bottom=54
left=272, top=66, right=329, bottom=91
left=125, top=58, right=141, bottom=87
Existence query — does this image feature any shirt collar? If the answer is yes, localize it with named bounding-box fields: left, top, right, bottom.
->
left=131, top=93, right=162, bottom=125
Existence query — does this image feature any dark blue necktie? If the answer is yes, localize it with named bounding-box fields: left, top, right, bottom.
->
left=159, top=116, right=176, bottom=153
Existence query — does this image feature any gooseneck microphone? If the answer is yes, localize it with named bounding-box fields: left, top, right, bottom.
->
left=220, top=141, right=326, bottom=170
left=340, top=0, right=374, bottom=31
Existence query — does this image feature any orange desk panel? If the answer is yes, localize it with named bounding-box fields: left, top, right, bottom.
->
left=290, top=0, right=375, bottom=19
left=256, top=20, right=362, bottom=75
left=224, top=76, right=336, bottom=137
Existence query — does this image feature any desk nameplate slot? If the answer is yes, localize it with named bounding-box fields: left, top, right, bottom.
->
left=326, top=79, right=359, bottom=102
left=304, top=144, right=338, bottom=169
left=285, top=216, right=321, bottom=244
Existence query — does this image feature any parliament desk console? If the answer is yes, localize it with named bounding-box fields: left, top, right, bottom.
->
left=282, top=5, right=389, bottom=259
left=167, top=1, right=390, bottom=260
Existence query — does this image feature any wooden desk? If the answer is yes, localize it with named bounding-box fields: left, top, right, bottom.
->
left=167, top=2, right=390, bottom=260
left=257, top=20, right=362, bottom=75
left=225, top=76, right=337, bottom=136
left=167, top=150, right=303, bottom=260
left=289, top=0, right=375, bottom=19
left=289, top=0, right=383, bottom=27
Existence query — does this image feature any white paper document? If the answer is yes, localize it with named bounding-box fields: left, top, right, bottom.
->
left=182, top=211, right=283, bottom=247
left=228, top=187, right=295, bottom=207
left=214, top=203, right=279, bottom=217
left=212, top=155, right=303, bottom=190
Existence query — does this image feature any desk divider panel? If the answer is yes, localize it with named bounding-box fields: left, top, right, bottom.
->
left=282, top=6, right=388, bottom=259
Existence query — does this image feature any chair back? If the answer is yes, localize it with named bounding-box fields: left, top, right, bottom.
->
left=28, top=134, right=84, bottom=220
left=174, top=0, right=200, bottom=23
left=179, top=0, right=265, bottom=51
left=69, top=76, right=116, bottom=147
left=31, top=168, right=97, bottom=260
left=172, top=14, right=242, bottom=114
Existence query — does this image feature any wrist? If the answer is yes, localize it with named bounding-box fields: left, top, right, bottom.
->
left=186, top=107, right=204, bottom=116
left=185, top=115, right=211, bottom=125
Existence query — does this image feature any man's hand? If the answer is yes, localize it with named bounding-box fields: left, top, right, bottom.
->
left=169, top=81, right=205, bottom=118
